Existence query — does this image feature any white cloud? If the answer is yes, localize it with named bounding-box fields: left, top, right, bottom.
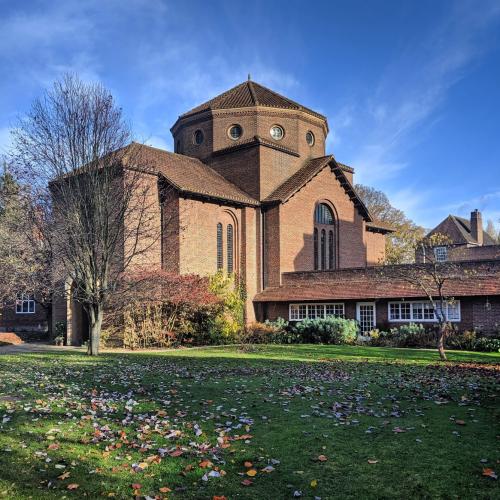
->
left=340, top=1, right=500, bottom=185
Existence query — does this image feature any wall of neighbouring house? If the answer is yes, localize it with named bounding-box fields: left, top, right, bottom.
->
left=0, top=301, right=48, bottom=333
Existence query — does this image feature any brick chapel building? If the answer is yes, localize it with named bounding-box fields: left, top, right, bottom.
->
left=3, top=79, right=499, bottom=340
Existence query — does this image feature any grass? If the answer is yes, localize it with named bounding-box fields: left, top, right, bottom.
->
left=0, top=345, right=498, bottom=499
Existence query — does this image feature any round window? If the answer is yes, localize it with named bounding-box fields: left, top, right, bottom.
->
left=306, top=131, right=315, bottom=146
left=228, top=124, right=243, bottom=140
left=193, top=129, right=204, bottom=145
left=270, top=125, right=284, bottom=140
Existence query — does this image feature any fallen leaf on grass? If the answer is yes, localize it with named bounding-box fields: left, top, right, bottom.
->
left=199, top=460, right=213, bottom=468
left=455, top=420, right=466, bottom=425
left=482, top=468, right=498, bottom=479
left=368, top=460, right=379, bottom=464
left=310, top=479, right=318, bottom=488
left=246, top=469, right=257, bottom=477
left=241, top=479, right=253, bottom=486
left=58, top=471, right=70, bottom=480
left=244, top=461, right=253, bottom=468
left=317, top=455, right=328, bottom=462
left=261, top=465, right=275, bottom=473
left=159, top=486, right=171, bottom=493
left=67, top=484, right=79, bottom=490
left=213, top=496, right=227, bottom=500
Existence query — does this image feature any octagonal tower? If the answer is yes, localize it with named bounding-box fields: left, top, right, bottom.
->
left=170, top=79, right=329, bottom=201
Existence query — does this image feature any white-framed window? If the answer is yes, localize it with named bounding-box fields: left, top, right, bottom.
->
left=388, top=300, right=461, bottom=322
left=16, top=293, right=35, bottom=314
left=356, top=302, right=376, bottom=334
left=289, top=303, right=344, bottom=321
left=434, top=246, right=448, bottom=262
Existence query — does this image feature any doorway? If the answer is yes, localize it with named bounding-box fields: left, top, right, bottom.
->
left=356, top=302, right=376, bottom=334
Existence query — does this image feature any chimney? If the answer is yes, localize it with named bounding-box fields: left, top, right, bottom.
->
left=470, top=209, right=483, bottom=245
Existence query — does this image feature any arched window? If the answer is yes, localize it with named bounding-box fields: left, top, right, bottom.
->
left=315, top=203, right=334, bottom=225
left=227, top=224, right=234, bottom=273
left=216, top=223, right=223, bottom=271
left=313, top=228, right=318, bottom=270
left=328, top=230, right=335, bottom=270
left=321, top=229, right=326, bottom=270
left=314, top=203, right=336, bottom=270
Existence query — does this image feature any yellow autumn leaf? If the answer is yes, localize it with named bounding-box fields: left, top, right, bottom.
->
left=246, top=469, right=257, bottom=477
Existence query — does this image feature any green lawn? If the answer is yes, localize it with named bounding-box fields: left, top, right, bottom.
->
left=0, top=345, right=498, bottom=499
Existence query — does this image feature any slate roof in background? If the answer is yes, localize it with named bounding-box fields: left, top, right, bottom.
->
left=180, top=80, right=326, bottom=121
left=427, top=214, right=496, bottom=245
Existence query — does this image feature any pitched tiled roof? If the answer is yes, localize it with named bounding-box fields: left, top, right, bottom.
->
left=427, top=215, right=496, bottom=245
left=264, top=156, right=333, bottom=203
left=180, top=80, right=326, bottom=121
left=263, top=156, right=372, bottom=221
left=254, top=276, right=500, bottom=302
left=122, top=143, right=259, bottom=206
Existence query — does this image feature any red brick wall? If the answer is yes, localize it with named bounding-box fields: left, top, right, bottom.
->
left=277, top=166, right=367, bottom=280
left=0, top=300, right=48, bottom=332
left=365, top=230, right=386, bottom=265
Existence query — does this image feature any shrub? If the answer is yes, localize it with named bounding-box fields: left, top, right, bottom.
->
left=473, top=337, right=500, bottom=352
left=369, top=323, right=435, bottom=348
left=446, top=329, right=477, bottom=351
left=241, top=318, right=300, bottom=344
left=290, top=317, right=358, bottom=344
left=207, top=273, right=246, bottom=344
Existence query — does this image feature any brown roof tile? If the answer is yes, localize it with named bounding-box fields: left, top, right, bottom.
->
left=123, top=143, right=259, bottom=206
left=180, top=80, right=326, bottom=121
left=263, top=156, right=372, bottom=221
left=254, top=275, right=500, bottom=302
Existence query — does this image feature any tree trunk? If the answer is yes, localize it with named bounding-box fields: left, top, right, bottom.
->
left=87, top=304, right=103, bottom=356
left=437, top=323, right=447, bottom=361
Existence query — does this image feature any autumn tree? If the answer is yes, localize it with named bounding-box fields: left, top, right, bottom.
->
left=0, top=163, right=53, bottom=330
left=355, top=184, right=425, bottom=264
left=485, top=219, right=500, bottom=243
left=10, top=74, right=161, bottom=355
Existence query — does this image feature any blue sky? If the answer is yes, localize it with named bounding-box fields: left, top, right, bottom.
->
left=1, top=0, right=499, bottom=229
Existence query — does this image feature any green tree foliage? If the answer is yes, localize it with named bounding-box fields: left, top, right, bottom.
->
left=355, top=184, right=425, bottom=264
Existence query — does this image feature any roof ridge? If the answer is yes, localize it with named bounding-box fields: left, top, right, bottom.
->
left=247, top=80, right=259, bottom=105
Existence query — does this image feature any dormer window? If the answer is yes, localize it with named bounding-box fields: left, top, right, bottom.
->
left=228, top=124, right=243, bottom=140
left=270, top=125, right=284, bottom=140
left=193, top=130, right=204, bottom=145
left=434, top=246, right=448, bottom=262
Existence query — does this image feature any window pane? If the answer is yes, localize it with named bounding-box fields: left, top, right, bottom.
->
left=328, top=230, right=334, bottom=269
left=216, top=223, right=223, bottom=270
left=313, top=228, right=318, bottom=270
left=321, top=229, right=326, bottom=270
left=412, top=303, right=423, bottom=320
left=389, top=303, right=400, bottom=320
left=227, top=224, right=233, bottom=273
left=423, top=303, right=434, bottom=320
left=401, top=303, right=411, bottom=319
left=447, top=302, right=460, bottom=321
left=298, top=305, right=307, bottom=319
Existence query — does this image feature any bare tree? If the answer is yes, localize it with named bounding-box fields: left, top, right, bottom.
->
left=389, top=233, right=469, bottom=361
left=10, top=75, right=162, bottom=355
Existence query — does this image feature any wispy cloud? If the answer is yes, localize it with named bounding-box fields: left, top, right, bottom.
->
left=335, top=0, right=500, bottom=186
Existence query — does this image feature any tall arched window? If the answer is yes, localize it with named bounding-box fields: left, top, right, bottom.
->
left=314, top=228, right=319, bottom=270
left=314, top=203, right=336, bottom=270
left=328, top=230, right=335, bottom=270
left=321, top=229, right=326, bottom=270
left=227, top=224, right=234, bottom=273
left=216, top=223, right=223, bottom=271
